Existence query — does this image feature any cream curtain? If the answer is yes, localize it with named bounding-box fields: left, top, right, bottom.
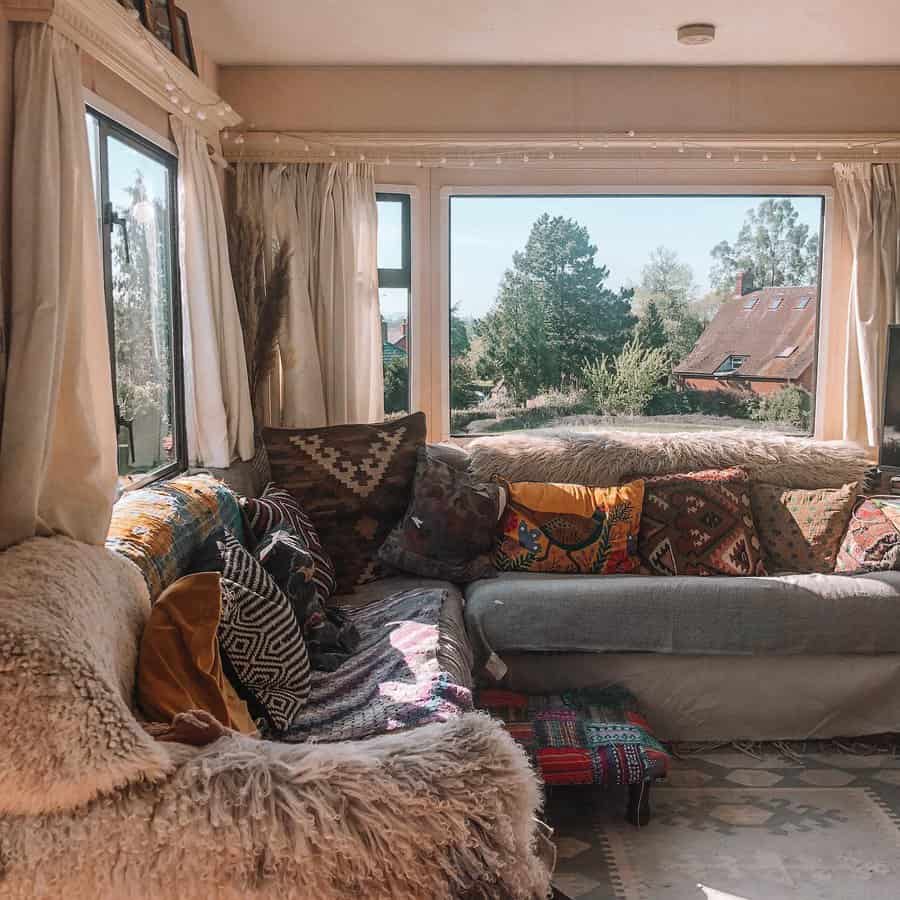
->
left=834, top=163, right=900, bottom=448
left=171, top=117, right=254, bottom=467
left=237, top=163, right=383, bottom=428
left=0, top=25, right=117, bottom=549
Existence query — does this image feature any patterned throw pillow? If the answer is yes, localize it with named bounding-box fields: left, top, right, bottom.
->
left=751, top=481, right=858, bottom=574
left=263, top=412, right=427, bottom=592
left=217, top=532, right=311, bottom=732
left=106, top=474, right=245, bottom=601
left=242, top=485, right=337, bottom=604
left=835, top=496, right=900, bottom=573
left=378, top=447, right=504, bottom=582
left=255, top=528, right=360, bottom=671
left=493, top=480, right=645, bottom=574
left=639, top=468, right=766, bottom=577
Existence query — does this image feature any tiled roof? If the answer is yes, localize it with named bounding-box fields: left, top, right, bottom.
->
left=674, top=286, right=817, bottom=381
left=383, top=341, right=407, bottom=362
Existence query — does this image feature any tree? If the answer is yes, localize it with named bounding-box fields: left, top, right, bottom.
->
left=450, top=304, right=471, bottom=358
left=634, top=300, right=667, bottom=351
left=633, top=246, right=706, bottom=365
left=383, top=356, right=409, bottom=415
left=477, top=214, right=635, bottom=401
left=709, top=199, right=819, bottom=294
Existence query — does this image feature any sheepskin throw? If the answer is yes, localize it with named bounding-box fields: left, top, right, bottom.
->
left=0, top=536, right=172, bottom=815
left=466, top=428, right=870, bottom=490
left=281, top=587, right=473, bottom=742
left=0, top=714, right=550, bottom=900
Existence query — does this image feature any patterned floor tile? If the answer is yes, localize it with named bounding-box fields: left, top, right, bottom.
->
left=724, top=768, right=784, bottom=787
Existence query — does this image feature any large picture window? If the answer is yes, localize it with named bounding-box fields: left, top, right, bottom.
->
left=449, top=194, right=824, bottom=436
left=86, top=110, right=185, bottom=486
left=377, top=192, right=411, bottom=417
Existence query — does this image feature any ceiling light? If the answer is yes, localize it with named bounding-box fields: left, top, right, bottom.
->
left=677, top=23, right=716, bottom=45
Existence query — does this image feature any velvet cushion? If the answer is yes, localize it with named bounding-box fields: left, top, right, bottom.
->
left=378, top=447, right=504, bottom=582
left=137, top=573, right=255, bottom=733
left=106, top=474, right=245, bottom=601
left=751, top=481, right=858, bottom=574
left=218, top=533, right=312, bottom=732
left=493, top=479, right=645, bottom=574
left=639, top=467, right=766, bottom=576
left=263, top=412, right=426, bottom=592
left=834, top=496, right=900, bottom=574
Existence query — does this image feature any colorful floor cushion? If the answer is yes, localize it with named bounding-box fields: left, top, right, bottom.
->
left=137, top=572, right=255, bottom=733
left=106, top=474, right=245, bottom=601
left=494, top=480, right=645, bottom=574
left=639, top=467, right=766, bottom=576
left=478, top=686, right=670, bottom=787
left=378, top=447, right=504, bottom=582
left=751, top=481, right=858, bottom=574
left=263, top=412, right=426, bottom=592
left=835, top=495, right=900, bottom=573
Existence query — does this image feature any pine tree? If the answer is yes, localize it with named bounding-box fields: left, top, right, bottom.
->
left=635, top=300, right=668, bottom=351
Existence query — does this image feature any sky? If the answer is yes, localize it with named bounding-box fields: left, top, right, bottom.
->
left=448, top=194, right=824, bottom=320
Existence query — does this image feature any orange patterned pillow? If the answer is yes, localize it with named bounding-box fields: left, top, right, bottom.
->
left=493, top=480, right=645, bottom=574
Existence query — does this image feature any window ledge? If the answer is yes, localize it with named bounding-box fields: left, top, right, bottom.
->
left=2, top=0, right=241, bottom=143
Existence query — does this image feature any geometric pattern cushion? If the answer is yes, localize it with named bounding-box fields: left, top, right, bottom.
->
left=751, top=481, right=858, bottom=574
left=263, top=412, right=426, bottom=593
left=478, top=686, right=670, bottom=787
left=638, top=467, right=767, bottom=577
left=242, top=485, right=337, bottom=605
left=217, top=532, right=311, bottom=732
left=835, top=495, right=900, bottom=574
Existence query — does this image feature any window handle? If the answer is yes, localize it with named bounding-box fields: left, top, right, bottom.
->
left=103, top=201, right=131, bottom=266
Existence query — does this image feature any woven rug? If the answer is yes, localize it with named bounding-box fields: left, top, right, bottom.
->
left=549, top=746, right=900, bottom=899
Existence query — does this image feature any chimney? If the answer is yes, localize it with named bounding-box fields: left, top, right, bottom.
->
left=401, top=319, right=408, bottom=338
left=734, top=271, right=747, bottom=297
left=381, top=319, right=387, bottom=343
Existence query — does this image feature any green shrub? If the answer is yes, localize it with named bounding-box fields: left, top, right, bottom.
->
left=383, top=357, right=409, bottom=414
left=749, top=385, right=812, bottom=431
left=582, top=340, right=671, bottom=416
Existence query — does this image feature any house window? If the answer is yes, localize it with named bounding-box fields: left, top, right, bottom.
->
left=776, top=345, right=799, bottom=358
left=377, top=193, right=411, bottom=416
left=795, top=296, right=811, bottom=309
left=448, top=194, right=824, bottom=437
left=714, top=355, right=749, bottom=376
left=86, top=109, right=185, bottom=488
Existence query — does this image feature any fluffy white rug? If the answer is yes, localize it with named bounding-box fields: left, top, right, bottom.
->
left=466, top=428, right=870, bottom=489
left=0, top=713, right=550, bottom=899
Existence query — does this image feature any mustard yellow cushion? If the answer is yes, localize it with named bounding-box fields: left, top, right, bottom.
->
left=494, top=479, right=645, bottom=574
left=137, top=573, right=255, bottom=733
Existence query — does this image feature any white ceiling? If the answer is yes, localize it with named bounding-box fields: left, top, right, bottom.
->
left=179, top=0, right=900, bottom=67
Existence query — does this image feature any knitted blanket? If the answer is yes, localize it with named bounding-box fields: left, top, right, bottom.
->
left=279, top=588, right=473, bottom=743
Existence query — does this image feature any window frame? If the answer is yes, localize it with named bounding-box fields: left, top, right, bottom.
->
left=87, top=106, right=187, bottom=489
left=376, top=192, right=412, bottom=290
left=440, top=185, right=831, bottom=440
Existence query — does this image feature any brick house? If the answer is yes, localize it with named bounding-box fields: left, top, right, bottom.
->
left=673, top=274, right=817, bottom=397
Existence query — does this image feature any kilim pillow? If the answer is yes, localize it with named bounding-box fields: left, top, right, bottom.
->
left=242, top=485, right=337, bottom=604
left=263, top=412, right=427, bottom=592
left=493, top=479, right=645, bottom=575
left=639, top=468, right=766, bottom=577
left=835, top=496, right=900, bottom=574
left=217, top=532, right=311, bottom=732
left=378, top=447, right=505, bottom=582
left=751, top=481, right=859, bottom=574
left=255, top=528, right=360, bottom=671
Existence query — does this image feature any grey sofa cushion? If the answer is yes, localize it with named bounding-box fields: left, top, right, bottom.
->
left=464, top=571, right=900, bottom=664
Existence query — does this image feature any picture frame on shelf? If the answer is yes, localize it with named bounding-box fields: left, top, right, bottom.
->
left=173, top=7, right=198, bottom=75
left=116, top=0, right=143, bottom=19
left=145, top=0, right=177, bottom=54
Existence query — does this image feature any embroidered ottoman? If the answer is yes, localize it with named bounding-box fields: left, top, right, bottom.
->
left=478, top=686, right=670, bottom=826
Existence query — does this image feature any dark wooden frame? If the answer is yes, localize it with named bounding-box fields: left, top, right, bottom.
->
left=172, top=7, right=198, bottom=74
left=86, top=106, right=187, bottom=488
left=142, top=0, right=178, bottom=54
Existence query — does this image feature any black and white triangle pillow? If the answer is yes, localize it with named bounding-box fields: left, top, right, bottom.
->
left=218, top=531, right=311, bottom=732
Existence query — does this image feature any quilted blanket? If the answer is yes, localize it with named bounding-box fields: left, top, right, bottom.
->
left=279, top=588, right=473, bottom=742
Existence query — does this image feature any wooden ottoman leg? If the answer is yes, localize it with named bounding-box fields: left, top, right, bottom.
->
left=626, top=780, right=652, bottom=827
